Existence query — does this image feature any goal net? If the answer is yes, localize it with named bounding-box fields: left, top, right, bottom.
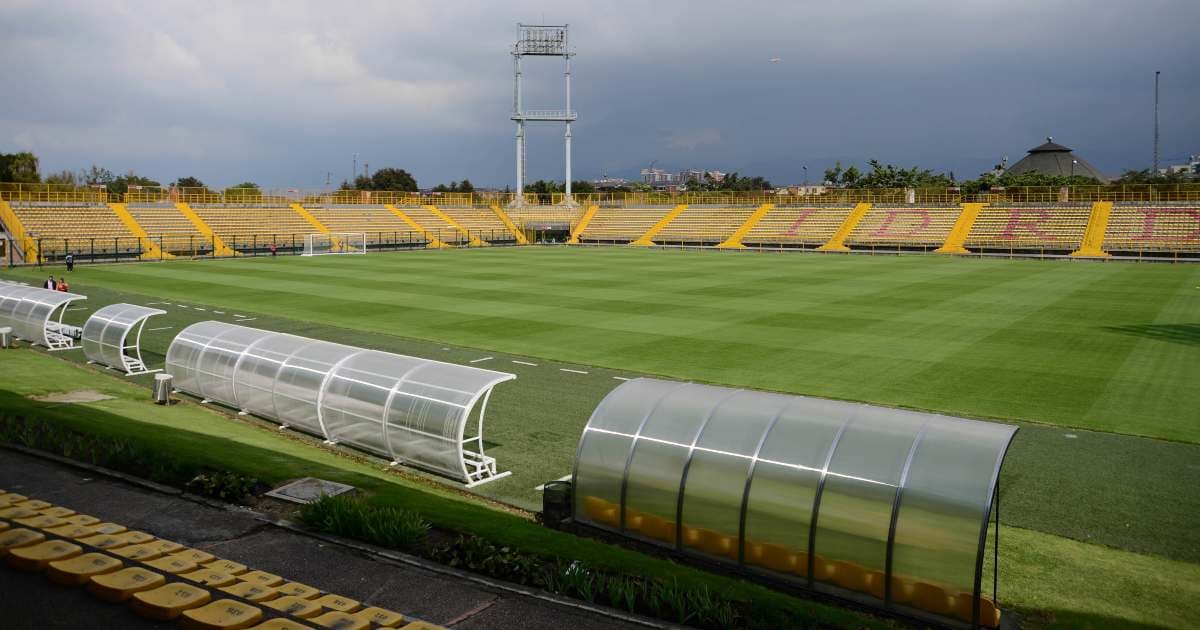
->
left=303, top=233, right=366, bottom=256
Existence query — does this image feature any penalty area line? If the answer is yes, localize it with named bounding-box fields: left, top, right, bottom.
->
left=147, top=326, right=174, bottom=332
left=469, top=357, right=494, bottom=363
left=560, top=368, right=588, bottom=375
left=511, top=360, right=538, bottom=366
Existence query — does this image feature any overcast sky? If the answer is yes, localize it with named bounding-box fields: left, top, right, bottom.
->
left=1, top=0, right=1197, bottom=189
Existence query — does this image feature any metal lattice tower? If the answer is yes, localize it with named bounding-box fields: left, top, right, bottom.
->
left=510, top=24, right=578, bottom=207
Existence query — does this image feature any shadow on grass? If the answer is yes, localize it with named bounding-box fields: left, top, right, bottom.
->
left=1102, top=323, right=1200, bottom=346
left=1031, top=609, right=1175, bottom=630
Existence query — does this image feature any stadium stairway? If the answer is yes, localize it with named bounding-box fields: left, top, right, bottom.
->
left=717, top=203, right=775, bottom=248
left=631, top=204, right=687, bottom=246
left=487, top=204, right=529, bottom=244
left=816, top=203, right=872, bottom=252
left=175, top=203, right=237, bottom=257
left=1070, top=201, right=1113, bottom=257
left=567, top=205, right=599, bottom=244
left=934, top=203, right=985, bottom=254
left=425, top=206, right=484, bottom=247
left=108, top=203, right=172, bottom=260
left=382, top=205, right=449, bottom=248
left=0, top=199, right=37, bottom=263
left=288, top=204, right=331, bottom=235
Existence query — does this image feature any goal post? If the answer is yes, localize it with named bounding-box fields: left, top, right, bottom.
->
left=303, top=233, right=366, bottom=256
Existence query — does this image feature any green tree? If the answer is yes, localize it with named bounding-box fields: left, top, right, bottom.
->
left=0, top=152, right=41, bottom=183
left=174, top=176, right=206, bottom=189
left=224, top=181, right=261, bottom=201
left=108, top=171, right=161, bottom=195
left=458, top=179, right=475, bottom=193
left=357, top=167, right=417, bottom=192
left=44, top=170, right=78, bottom=186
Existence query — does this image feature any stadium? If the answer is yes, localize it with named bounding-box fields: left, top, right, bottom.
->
left=1, top=10, right=1199, bottom=630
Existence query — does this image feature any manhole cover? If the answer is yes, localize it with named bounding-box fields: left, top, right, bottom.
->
left=265, top=477, right=356, bottom=504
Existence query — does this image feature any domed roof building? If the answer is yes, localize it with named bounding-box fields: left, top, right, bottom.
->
left=1004, top=137, right=1107, bottom=181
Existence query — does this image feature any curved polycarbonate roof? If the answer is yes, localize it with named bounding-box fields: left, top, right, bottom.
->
left=165, top=321, right=516, bottom=483
left=572, top=378, right=1017, bottom=627
left=82, top=303, right=166, bottom=373
left=0, top=281, right=86, bottom=348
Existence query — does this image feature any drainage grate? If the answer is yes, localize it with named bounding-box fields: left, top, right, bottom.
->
left=264, top=477, right=356, bottom=504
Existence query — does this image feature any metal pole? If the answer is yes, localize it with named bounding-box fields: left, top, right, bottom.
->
left=514, top=51, right=525, bottom=207
left=1153, top=70, right=1161, bottom=175
left=564, top=52, right=572, bottom=203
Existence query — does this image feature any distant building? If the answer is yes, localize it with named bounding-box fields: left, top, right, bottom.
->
left=641, top=168, right=677, bottom=185
left=785, top=185, right=827, bottom=196
left=1159, top=155, right=1199, bottom=178
left=593, top=175, right=629, bottom=189
left=1004, top=137, right=1107, bottom=181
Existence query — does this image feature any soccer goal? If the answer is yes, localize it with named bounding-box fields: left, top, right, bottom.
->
left=303, top=233, right=367, bottom=256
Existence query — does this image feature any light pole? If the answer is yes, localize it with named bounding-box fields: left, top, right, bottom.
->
left=1153, top=71, right=1160, bottom=174
left=802, top=165, right=808, bottom=185
left=1071, top=159, right=1077, bottom=179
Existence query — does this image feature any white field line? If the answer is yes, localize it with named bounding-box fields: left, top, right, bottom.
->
left=66, top=307, right=88, bottom=311
left=146, top=302, right=169, bottom=305
left=511, top=360, right=538, bottom=366
left=469, top=357, right=494, bottom=363
left=147, top=326, right=174, bottom=332
left=560, top=368, right=588, bottom=374
left=233, top=314, right=245, bottom=318
left=534, top=474, right=573, bottom=491
left=193, top=307, right=206, bottom=311
left=213, top=311, right=225, bottom=314
left=235, top=318, right=256, bottom=323
left=613, top=376, right=630, bottom=381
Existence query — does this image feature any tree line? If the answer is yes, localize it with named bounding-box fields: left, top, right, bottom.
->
left=822, top=159, right=1192, bottom=191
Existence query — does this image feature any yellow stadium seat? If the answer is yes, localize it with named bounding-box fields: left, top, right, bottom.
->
left=314, top=593, right=361, bottom=613
left=951, top=592, right=1002, bottom=628
left=39, top=506, right=76, bottom=519
left=182, top=568, right=238, bottom=587
left=145, top=555, right=199, bottom=574
left=180, top=599, right=264, bottom=630
left=637, top=514, right=676, bottom=544
left=311, top=611, right=368, bottom=630
left=399, top=622, right=448, bottom=630
left=354, top=606, right=406, bottom=628
left=241, top=570, right=285, bottom=587
left=92, top=522, right=129, bottom=535
left=172, top=548, right=217, bottom=565
left=131, top=582, right=212, bottom=621
left=581, top=496, right=619, bottom=527
left=14, top=514, right=69, bottom=530
left=114, top=530, right=156, bottom=545
left=7, top=539, right=82, bottom=571
left=248, top=619, right=313, bottom=630
left=694, top=528, right=738, bottom=560
left=0, top=528, right=47, bottom=555
left=829, top=560, right=870, bottom=593
left=0, top=522, right=8, bottom=533
left=0, top=493, right=29, bottom=503
left=17, top=499, right=53, bottom=511
left=46, top=552, right=124, bottom=585
left=264, top=595, right=323, bottom=619
left=206, top=559, right=248, bottom=575
left=77, top=534, right=129, bottom=550
left=911, top=581, right=954, bottom=616
left=88, top=567, right=168, bottom=602
left=110, top=542, right=166, bottom=562
left=66, top=514, right=101, bottom=526
left=0, top=506, right=40, bottom=520
left=219, top=580, right=279, bottom=603
left=44, top=523, right=99, bottom=539
left=275, top=581, right=321, bottom=600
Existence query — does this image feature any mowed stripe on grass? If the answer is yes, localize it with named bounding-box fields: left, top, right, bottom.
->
left=10, top=247, right=1198, bottom=444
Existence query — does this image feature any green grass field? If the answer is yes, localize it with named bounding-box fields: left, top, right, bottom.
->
left=3, top=247, right=1199, bottom=626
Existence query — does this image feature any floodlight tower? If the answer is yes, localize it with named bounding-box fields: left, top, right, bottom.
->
left=510, top=23, right=578, bottom=207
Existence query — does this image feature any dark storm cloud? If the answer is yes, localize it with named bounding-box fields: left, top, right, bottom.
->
left=1, top=0, right=1196, bottom=188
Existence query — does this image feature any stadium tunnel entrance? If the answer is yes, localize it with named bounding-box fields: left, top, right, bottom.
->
left=523, top=219, right=572, bottom=244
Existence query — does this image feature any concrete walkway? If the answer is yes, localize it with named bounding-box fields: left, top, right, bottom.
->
left=0, top=448, right=656, bottom=630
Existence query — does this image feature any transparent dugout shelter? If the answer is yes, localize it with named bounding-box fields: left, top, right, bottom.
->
left=572, top=378, right=1017, bottom=628
left=0, top=280, right=86, bottom=350
left=82, top=303, right=166, bottom=375
left=165, top=321, right=516, bottom=486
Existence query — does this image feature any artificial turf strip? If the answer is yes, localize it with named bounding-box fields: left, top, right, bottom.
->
left=2, top=254, right=1199, bottom=565
left=0, top=348, right=1197, bottom=628
left=8, top=247, right=1197, bottom=444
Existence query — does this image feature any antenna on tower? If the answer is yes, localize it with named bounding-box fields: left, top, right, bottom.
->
left=509, top=23, right=578, bottom=208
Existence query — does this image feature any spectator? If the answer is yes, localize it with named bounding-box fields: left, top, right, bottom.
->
left=56, top=277, right=69, bottom=292
left=65, top=252, right=75, bottom=272
left=44, top=275, right=56, bottom=289
left=269, top=243, right=277, bottom=257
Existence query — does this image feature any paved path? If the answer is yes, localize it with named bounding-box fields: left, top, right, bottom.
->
left=0, top=448, right=655, bottom=630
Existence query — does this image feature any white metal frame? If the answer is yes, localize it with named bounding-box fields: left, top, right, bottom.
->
left=0, top=281, right=86, bottom=350
left=82, top=303, right=167, bottom=376
left=510, top=23, right=577, bottom=208
left=303, top=232, right=367, bottom=256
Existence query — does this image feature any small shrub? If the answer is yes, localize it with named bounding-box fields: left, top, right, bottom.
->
left=186, top=471, right=260, bottom=502
left=430, top=535, right=544, bottom=586
left=298, top=494, right=429, bottom=552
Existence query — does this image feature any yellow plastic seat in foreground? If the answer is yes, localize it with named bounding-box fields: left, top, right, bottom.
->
left=46, top=552, right=124, bottom=585
left=145, top=555, right=200, bottom=574
left=207, top=559, right=249, bottom=575
left=111, top=542, right=166, bottom=561
left=14, top=514, right=69, bottom=530
left=264, top=595, right=323, bottom=619
left=399, top=622, right=449, bottom=630
left=220, top=580, right=279, bottom=602
left=77, top=533, right=130, bottom=550
left=0, top=493, right=28, bottom=503
left=92, top=522, right=129, bottom=535
left=180, top=599, right=264, bottom=630
left=66, top=514, right=101, bottom=526
left=45, top=523, right=100, bottom=539
left=314, top=594, right=361, bottom=613
left=114, top=530, right=155, bottom=545
left=249, top=619, right=312, bottom=630
left=183, top=568, right=238, bottom=587
left=276, top=581, right=320, bottom=600
left=16, top=499, right=52, bottom=511
left=241, top=570, right=285, bottom=587
left=173, top=548, right=217, bottom=565
left=0, top=522, right=8, bottom=533
left=311, top=611, right=368, bottom=630
left=131, top=582, right=213, bottom=621
left=951, top=593, right=1002, bottom=628
left=88, top=567, right=167, bottom=602
left=40, top=506, right=76, bottom=519
left=7, top=539, right=82, bottom=571
left=0, top=506, right=41, bottom=520
left=354, top=607, right=406, bottom=628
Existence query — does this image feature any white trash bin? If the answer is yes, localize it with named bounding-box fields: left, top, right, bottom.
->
left=153, top=373, right=173, bottom=404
